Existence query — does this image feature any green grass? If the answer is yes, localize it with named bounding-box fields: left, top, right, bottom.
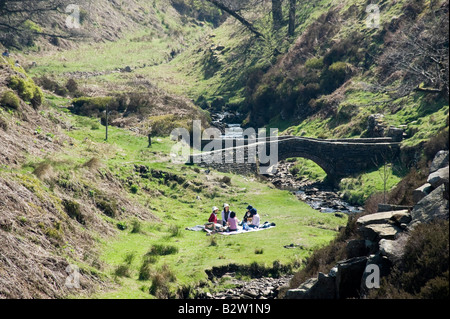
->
left=339, top=164, right=402, bottom=205
left=20, top=103, right=346, bottom=299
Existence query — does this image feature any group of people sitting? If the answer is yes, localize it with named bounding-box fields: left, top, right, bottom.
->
left=206, top=204, right=261, bottom=232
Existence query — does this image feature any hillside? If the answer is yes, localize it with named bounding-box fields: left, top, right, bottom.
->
left=0, top=0, right=448, bottom=301
left=0, top=57, right=348, bottom=298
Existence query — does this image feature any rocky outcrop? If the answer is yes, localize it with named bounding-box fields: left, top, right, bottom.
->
left=286, top=272, right=336, bottom=299
left=410, top=184, right=449, bottom=225
left=429, top=150, right=449, bottom=173
left=357, top=210, right=410, bottom=241
left=410, top=150, right=449, bottom=226
left=285, top=150, right=449, bottom=299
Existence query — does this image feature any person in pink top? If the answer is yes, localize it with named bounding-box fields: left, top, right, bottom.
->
left=227, top=211, right=238, bottom=232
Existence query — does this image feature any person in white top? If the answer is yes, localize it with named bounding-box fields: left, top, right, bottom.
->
left=221, top=203, right=233, bottom=227
left=248, top=211, right=260, bottom=228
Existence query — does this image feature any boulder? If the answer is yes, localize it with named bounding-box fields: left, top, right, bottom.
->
left=413, top=183, right=433, bottom=204
left=285, top=278, right=317, bottom=299
left=359, top=223, right=402, bottom=241
left=390, top=211, right=412, bottom=225
left=360, top=253, right=392, bottom=297
left=430, top=150, right=449, bottom=173
left=335, top=256, right=368, bottom=299
left=357, top=210, right=409, bottom=226
left=410, top=184, right=449, bottom=225
left=285, top=273, right=336, bottom=299
left=377, top=204, right=412, bottom=212
left=379, top=238, right=405, bottom=262
left=427, top=166, right=449, bottom=189
left=357, top=210, right=409, bottom=241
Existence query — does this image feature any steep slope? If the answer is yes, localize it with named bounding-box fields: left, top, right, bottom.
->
left=0, top=58, right=159, bottom=298
left=165, top=0, right=448, bottom=150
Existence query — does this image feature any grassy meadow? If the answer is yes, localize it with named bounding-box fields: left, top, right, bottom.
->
left=24, top=97, right=346, bottom=299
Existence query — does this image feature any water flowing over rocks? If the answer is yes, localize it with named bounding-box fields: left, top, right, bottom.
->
left=267, top=161, right=363, bottom=214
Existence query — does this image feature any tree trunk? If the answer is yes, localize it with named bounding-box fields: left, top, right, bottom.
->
left=272, top=0, right=283, bottom=30
left=205, top=0, right=264, bottom=38
left=288, top=0, right=296, bottom=36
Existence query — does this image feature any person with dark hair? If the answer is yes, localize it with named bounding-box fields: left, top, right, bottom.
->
left=222, top=203, right=236, bottom=227
left=227, top=211, right=238, bottom=232
left=242, top=205, right=257, bottom=224
left=248, top=210, right=260, bottom=229
left=2, top=49, right=9, bottom=58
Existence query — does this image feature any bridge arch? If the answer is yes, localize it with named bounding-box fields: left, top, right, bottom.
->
left=276, top=151, right=335, bottom=178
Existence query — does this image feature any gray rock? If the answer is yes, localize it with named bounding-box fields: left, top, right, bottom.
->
left=413, top=183, right=433, bottom=204
left=430, top=151, right=449, bottom=173
left=357, top=210, right=408, bottom=241
left=377, top=204, right=412, bottom=212
left=410, top=184, right=449, bottom=225
left=379, top=238, right=405, bottom=261
left=390, top=211, right=412, bottom=225
left=357, top=210, right=409, bottom=226
left=285, top=278, right=317, bottom=299
left=427, top=166, right=449, bottom=189
left=285, top=273, right=336, bottom=299
left=335, top=256, right=368, bottom=299
left=360, top=223, right=402, bottom=241
left=360, top=253, right=391, bottom=297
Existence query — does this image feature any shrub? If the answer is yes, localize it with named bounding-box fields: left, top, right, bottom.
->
left=96, top=198, right=117, bottom=218
left=114, top=264, right=131, bottom=278
left=254, top=248, right=264, bottom=254
left=130, top=219, right=142, bottom=234
left=305, top=57, right=324, bottom=70
left=221, top=176, right=231, bottom=185
left=116, top=221, right=127, bottom=231
left=149, top=264, right=176, bottom=298
left=147, top=244, right=179, bottom=256
left=65, top=78, right=79, bottom=93
left=62, top=199, right=85, bottom=225
left=370, top=221, right=449, bottom=299
left=130, top=184, right=139, bottom=194
left=320, top=61, right=350, bottom=93
left=124, top=252, right=136, bottom=265
left=398, top=221, right=449, bottom=295
left=8, top=76, right=44, bottom=109
left=138, top=255, right=157, bottom=281
left=147, top=114, right=191, bottom=137
left=0, top=90, right=20, bottom=109
left=71, top=96, right=115, bottom=117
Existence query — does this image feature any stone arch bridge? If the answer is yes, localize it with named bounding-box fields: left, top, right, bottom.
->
left=187, top=136, right=401, bottom=186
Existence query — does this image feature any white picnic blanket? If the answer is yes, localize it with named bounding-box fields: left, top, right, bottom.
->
left=217, top=224, right=276, bottom=235
left=186, top=224, right=276, bottom=235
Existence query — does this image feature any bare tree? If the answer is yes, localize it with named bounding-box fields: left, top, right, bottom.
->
left=271, top=0, right=283, bottom=30
left=378, top=5, right=449, bottom=99
left=203, top=0, right=264, bottom=38
left=0, top=0, right=77, bottom=47
left=288, top=0, right=296, bottom=36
